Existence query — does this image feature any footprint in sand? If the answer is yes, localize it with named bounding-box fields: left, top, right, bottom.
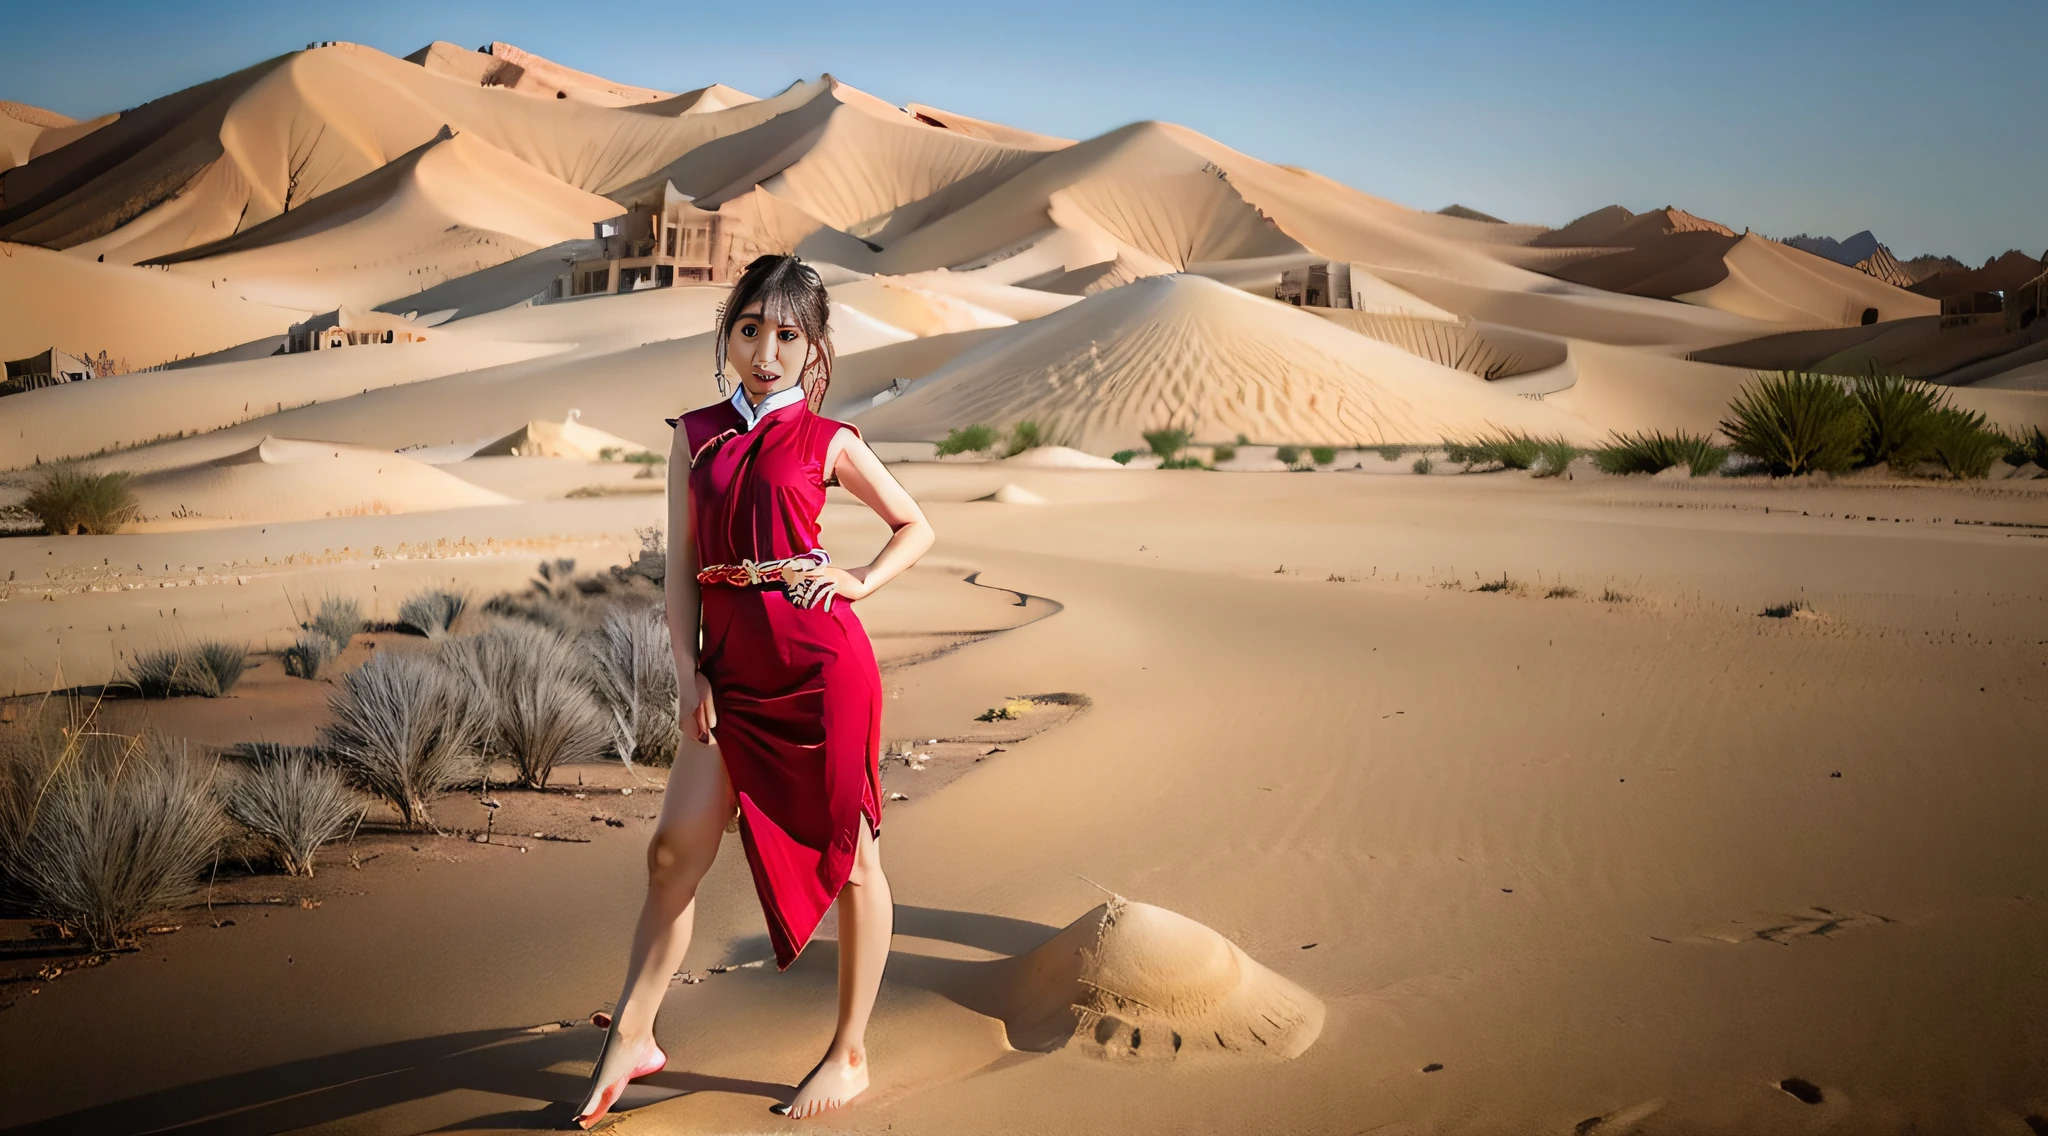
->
left=1693, top=907, right=1893, bottom=945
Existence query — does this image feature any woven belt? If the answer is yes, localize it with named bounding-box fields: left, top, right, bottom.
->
left=696, top=549, right=837, bottom=611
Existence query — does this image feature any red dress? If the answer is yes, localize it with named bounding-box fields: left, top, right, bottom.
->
left=677, top=398, right=883, bottom=970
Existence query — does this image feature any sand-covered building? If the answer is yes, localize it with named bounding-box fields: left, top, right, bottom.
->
left=565, top=182, right=757, bottom=296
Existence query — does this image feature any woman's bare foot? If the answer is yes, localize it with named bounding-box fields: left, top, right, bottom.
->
left=772, top=1050, right=870, bottom=1119
left=574, top=1027, right=667, bottom=1127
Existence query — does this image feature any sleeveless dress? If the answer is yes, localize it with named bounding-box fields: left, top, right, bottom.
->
left=676, top=397, right=883, bottom=970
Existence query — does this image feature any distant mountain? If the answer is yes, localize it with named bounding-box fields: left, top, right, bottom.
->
left=1437, top=204, right=1503, bottom=223
left=1782, top=230, right=1882, bottom=267
left=1908, top=249, right=2046, bottom=301
left=1531, top=205, right=1733, bottom=249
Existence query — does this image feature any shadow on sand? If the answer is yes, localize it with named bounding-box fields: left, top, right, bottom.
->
left=3, top=906, right=1065, bottom=1135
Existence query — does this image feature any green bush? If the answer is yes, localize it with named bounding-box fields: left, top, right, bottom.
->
left=1411, top=456, right=1434, bottom=475
left=1159, top=457, right=1211, bottom=470
left=1927, top=407, right=2004, bottom=479
left=1850, top=373, right=1946, bottom=471
left=2002, top=426, right=2048, bottom=468
left=1593, top=430, right=1729, bottom=476
left=1445, top=431, right=1557, bottom=471
left=1375, top=445, right=1404, bottom=461
left=23, top=467, right=139, bottom=535
left=1309, top=445, right=1338, bottom=466
left=1209, top=442, right=1238, bottom=464
left=1719, top=371, right=1864, bottom=476
left=1275, top=445, right=1301, bottom=465
left=1143, top=427, right=1192, bottom=461
left=1004, top=421, right=1044, bottom=457
left=1110, top=449, right=1140, bottom=465
left=1532, top=439, right=1578, bottom=478
left=936, top=424, right=998, bottom=456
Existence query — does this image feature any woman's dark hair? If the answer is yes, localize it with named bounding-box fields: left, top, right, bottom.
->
left=714, top=255, right=834, bottom=413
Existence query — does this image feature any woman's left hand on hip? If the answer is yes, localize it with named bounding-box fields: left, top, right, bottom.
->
left=786, top=563, right=872, bottom=603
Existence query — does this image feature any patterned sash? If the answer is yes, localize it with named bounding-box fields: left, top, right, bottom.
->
left=696, top=549, right=838, bottom=611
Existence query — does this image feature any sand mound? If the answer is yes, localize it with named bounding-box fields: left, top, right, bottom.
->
left=1002, top=446, right=1125, bottom=470
left=974, top=899, right=1323, bottom=1060
left=976, top=483, right=1048, bottom=504
left=126, top=436, right=513, bottom=527
left=473, top=413, right=654, bottom=461
left=0, top=240, right=305, bottom=368
left=831, top=277, right=1018, bottom=338
left=1678, top=234, right=1937, bottom=328
left=141, top=128, right=620, bottom=311
left=854, top=274, right=1593, bottom=451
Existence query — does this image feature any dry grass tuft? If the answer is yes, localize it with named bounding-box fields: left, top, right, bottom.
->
left=586, top=605, right=681, bottom=770
left=320, top=652, right=488, bottom=830
left=221, top=749, right=364, bottom=876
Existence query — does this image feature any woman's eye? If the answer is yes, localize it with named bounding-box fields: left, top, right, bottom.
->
left=740, top=325, right=756, bottom=337
left=778, top=330, right=797, bottom=342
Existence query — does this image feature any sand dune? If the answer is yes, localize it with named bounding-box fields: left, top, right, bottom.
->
left=3, top=43, right=806, bottom=264
left=6, top=329, right=561, bottom=469
left=855, top=274, right=1594, bottom=450
left=124, top=436, right=512, bottom=529
left=1677, top=233, right=1937, bottom=327
left=0, top=240, right=306, bottom=370
left=134, top=128, right=620, bottom=311
left=406, top=41, right=684, bottom=107
left=473, top=413, right=655, bottom=460
left=1, top=101, right=114, bottom=170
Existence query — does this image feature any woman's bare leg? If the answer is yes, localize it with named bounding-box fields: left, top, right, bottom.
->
left=576, top=741, right=732, bottom=1118
left=782, top=818, right=892, bottom=1119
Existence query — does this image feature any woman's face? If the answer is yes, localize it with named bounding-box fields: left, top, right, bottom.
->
left=725, top=300, right=812, bottom=404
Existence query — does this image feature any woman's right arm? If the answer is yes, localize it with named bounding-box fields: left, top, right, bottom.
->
left=664, top=428, right=714, bottom=742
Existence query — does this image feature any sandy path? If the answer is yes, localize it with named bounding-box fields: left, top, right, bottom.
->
left=5, top=474, right=2047, bottom=1134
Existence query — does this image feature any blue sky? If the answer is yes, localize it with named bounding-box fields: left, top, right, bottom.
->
left=6, top=0, right=2041, bottom=264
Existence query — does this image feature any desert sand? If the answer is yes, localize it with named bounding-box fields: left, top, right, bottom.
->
left=4, top=34, right=2048, bottom=1136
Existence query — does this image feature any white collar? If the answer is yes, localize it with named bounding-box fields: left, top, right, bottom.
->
left=731, top=384, right=806, bottom=431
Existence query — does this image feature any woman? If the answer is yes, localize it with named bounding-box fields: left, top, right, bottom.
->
left=575, top=255, right=935, bottom=1127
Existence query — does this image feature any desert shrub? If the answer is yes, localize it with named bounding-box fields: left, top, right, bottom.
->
left=1376, top=445, right=1404, bottom=461
left=1446, top=431, right=1553, bottom=471
left=1532, top=439, right=1578, bottom=478
left=2003, top=426, right=2048, bottom=468
left=0, top=728, right=227, bottom=950
left=1593, top=430, right=1729, bottom=476
left=1210, top=442, right=1238, bottom=464
left=1927, top=407, right=2004, bottom=479
left=1274, top=444, right=1300, bottom=466
left=1475, top=575, right=1519, bottom=594
left=455, top=621, right=610, bottom=789
left=397, top=588, right=467, bottom=638
left=221, top=749, right=363, bottom=876
left=1601, top=587, right=1634, bottom=603
left=1850, top=373, right=1945, bottom=471
left=1412, top=456, right=1434, bottom=475
left=124, top=641, right=248, bottom=698
left=1545, top=585, right=1579, bottom=599
left=533, top=558, right=579, bottom=603
left=1761, top=599, right=1809, bottom=619
left=622, top=450, right=664, bottom=465
left=22, top=467, right=139, bottom=535
left=1158, top=457, right=1211, bottom=470
left=320, top=651, right=489, bottom=830
left=195, top=641, right=248, bottom=695
left=936, top=424, right=998, bottom=456
left=1005, top=421, right=1043, bottom=457
left=1310, top=445, right=1338, bottom=466
left=587, top=605, right=682, bottom=769
left=1110, top=449, right=1140, bottom=465
left=281, top=634, right=338, bottom=680
left=311, top=595, right=365, bottom=645
left=1719, top=371, right=1864, bottom=476
left=1144, top=427, right=1192, bottom=461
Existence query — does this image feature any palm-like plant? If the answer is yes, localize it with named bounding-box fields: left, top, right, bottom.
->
left=1719, top=371, right=1864, bottom=476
